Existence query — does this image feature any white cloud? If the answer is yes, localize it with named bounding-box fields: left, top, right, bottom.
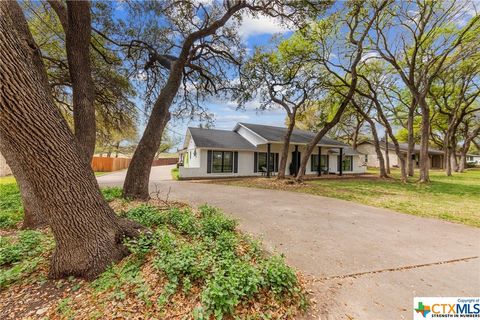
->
left=214, top=114, right=250, bottom=122
left=238, top=13, right=292, bottom=39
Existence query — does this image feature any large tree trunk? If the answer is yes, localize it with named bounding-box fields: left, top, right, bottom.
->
left=277, top=118, right=295, bottom=180
left=384, top=134, right=391, bottom=174
left=418, top=98, right=430, bottom=183
left=369, top=123, right=388, bottom=178
left=49, top=0, right=96, bottom=162
left=5, top=1, right=52, bottom=229
left=406, top=100, right=416, bottom=177
left=0, top=4, right=141, bottom=279
left=0, top=137, right=47, bottom=229
left=122, top=86, right=173, bottom=200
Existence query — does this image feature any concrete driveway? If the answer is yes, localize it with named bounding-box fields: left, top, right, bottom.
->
left=98, top=166, right=480, bottom=319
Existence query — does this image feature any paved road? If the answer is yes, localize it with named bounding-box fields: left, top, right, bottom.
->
left=98, top=166, right=480, bottom=319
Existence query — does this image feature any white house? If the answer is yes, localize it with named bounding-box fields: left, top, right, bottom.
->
left=466, top=154, right=480, bottom=166
left=356, top=140, right=445, bottom=169
left=178, top=123, right=366, bottom=179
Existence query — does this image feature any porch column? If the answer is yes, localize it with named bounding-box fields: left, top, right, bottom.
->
left=339, top=147, right=343, bottom=176
left=266, top=143, right=271, bottom=178
left=294, top=145, right=299, bottom=175
left=318, top=146, right=322, bottom=176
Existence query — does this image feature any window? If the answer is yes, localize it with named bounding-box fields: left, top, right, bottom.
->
left=340, top=155, right=353, bottom=171
left=212, top=151, right=233, bottom=173
left=257, top=152, right=278, bottom=172
left=364, top=154, right=368, bottom=162
left=311, top=155, right=328, bottom=171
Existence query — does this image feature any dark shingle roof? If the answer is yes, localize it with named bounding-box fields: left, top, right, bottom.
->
left=188, top=127, right=257, bottom=151
left=238, top=123, right=349, bottom=147
left=359, top=140, right=444, bottom=155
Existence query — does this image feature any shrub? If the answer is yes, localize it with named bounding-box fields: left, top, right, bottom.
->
left=101, top=187, right=123, bottom=202
left=165, top=208, right=198, bottom=236
left=200, top=211, right=237, bottom=238
left=201, top=261, right=262, bottom=318
left=261, top=255, right=298, bottom=297
left=125, top=205, right=165, bottom=227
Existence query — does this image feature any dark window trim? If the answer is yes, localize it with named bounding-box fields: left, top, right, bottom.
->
left=311, top=154, right=329, bottom=172
left=211, top=150, right=234, bottom=173
left=339, top=155, right=353, bottom=172
left=257, top=152, right=279, bottom=172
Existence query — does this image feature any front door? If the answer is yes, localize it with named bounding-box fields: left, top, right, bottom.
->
left=290, top=151, right=301, bottom=175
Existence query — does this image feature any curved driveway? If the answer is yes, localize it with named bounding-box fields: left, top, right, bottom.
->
left=98, top=166, right=480, bottom=319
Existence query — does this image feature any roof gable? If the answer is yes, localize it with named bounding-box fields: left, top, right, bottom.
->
left=187, top=127, right=257, bottom=151
left=238, top=123, right=349, bottom=147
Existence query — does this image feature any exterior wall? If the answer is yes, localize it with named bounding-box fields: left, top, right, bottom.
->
left=179, top=149, right=257, bottom=178
left=0, top=153, right=12, bottom=177
left=356, top=143, right=399, bottom=168
left=235, top=126, right=267, bottom=146
left=179, top=143, right=366, bottom=179
left=183, top=138, right=201, bottom=168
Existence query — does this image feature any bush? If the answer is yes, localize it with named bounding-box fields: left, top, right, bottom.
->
left=200, top=207, right=237, bottom=238
left=201, top=261, right=262, bottom=317
left=125, top=204, right=165, bottom=227
left=261, top=255, right=298, bottom=297
left=165, top=208, right=198, bottom=236
left=101, top=187, right=123, bottom=202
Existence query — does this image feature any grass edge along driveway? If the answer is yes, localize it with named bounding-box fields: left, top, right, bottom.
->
left=209, top=168, right=480, bottom=228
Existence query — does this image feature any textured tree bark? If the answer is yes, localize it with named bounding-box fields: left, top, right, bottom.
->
left=49, top=0, right=96, bottom=162
left=0, top=4, right=142, bottom=279
left=4, top=1, right=51, bottom=229
left=122, top=85, right=173, bottom=200
left=406, top=102, right=415, bottom=177
left=418, top=98, right=430, bottom=183
left=277, top=117, right=295, bottom=180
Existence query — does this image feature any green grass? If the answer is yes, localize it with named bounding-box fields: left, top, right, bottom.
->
left=0, top=184, right=124, bottom=230
left=171, top=167, right=179, bottom=180
left=0, top=183, right=23, bottom=228
left=214, top=169, right=480, bottom=227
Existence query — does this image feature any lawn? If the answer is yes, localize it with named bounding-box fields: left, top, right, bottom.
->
left=211, top=169, right=480, bottom=227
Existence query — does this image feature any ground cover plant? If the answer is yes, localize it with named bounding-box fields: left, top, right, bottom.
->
left=210, top=169, right=480, bottom=227
left=0, top=184, right=308, bottom=319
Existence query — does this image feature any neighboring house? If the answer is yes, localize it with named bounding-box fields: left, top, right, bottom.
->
left=178, top=122, right=366, bottom=179
left=356, top=140, right=445, bottom=169
left=466, top=154, right=480, bottom=166
left=0, top=152, right=12, bottom=177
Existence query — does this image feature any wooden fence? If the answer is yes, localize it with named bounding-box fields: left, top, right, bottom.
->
left=91, top=157, right=131, bottom=172
left=91, top=157, right=178, bottom=172
left=152, top=157, right=178, bottom=166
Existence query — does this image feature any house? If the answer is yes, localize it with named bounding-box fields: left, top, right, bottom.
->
left=356, top=140, right=445, bottom=169
left=178, top=123, right=366, bottom=179
left=466, top=154, right=480, bottom=166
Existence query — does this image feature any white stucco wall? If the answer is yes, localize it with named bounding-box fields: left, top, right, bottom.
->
left=183, top=138, right=201, bottom=168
